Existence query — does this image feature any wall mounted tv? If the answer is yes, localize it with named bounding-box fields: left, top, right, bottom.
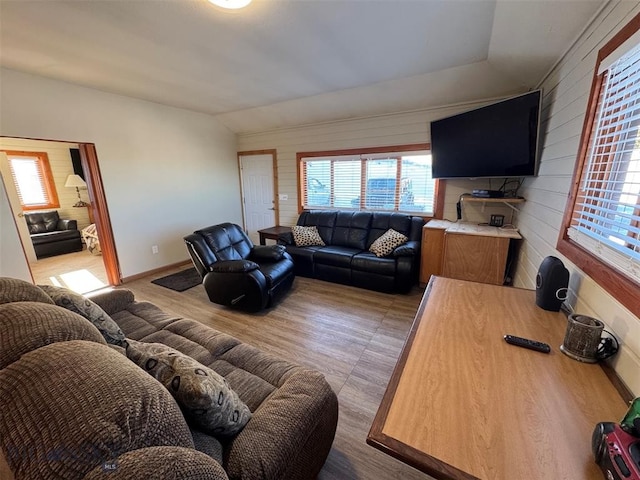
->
left=430, top=90, right=542, bottom=179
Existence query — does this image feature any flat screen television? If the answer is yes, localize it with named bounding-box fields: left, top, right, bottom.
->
left=430, top=90, right=542, bottom=179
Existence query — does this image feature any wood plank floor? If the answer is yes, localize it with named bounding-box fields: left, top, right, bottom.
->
left=124, top=266, right=435, bottom=480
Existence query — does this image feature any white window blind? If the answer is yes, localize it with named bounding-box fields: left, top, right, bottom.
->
left=9, top=156, right=49, bottom=207
left=300, top=150, right=435, bottom=215
left=568, top=43, right=640, bottom=283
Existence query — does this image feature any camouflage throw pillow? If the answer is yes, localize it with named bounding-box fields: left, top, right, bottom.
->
left=38, top=285, right=127, bottom=347
left=126, top=339, right=252, bottom=438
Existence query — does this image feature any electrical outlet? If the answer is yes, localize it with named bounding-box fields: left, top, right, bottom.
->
left=151, top=245, right=159, bottom=254
left=279, top=194, right=288, bottom=201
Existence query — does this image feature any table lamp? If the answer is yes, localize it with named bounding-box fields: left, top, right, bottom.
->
left=65, top=174, right=89, bottom=207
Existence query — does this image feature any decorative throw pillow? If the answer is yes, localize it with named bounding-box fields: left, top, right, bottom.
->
left=126, top=339, right=252, bottom=438
left=38, top=285, right=128, bottom=348
left=369, top=228, right=409, bottom=257
left=292, top=225, right=325, bottom=247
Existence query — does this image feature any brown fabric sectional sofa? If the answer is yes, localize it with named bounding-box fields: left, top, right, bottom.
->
left=0, top=278, right=338, bottom=480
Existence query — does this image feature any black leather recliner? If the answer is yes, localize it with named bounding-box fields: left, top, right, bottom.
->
left=184, top=223, right=295, bottom=312
left=24, top=210, right=83, bottom=259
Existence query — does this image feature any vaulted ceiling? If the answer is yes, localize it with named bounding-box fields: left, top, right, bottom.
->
left=0, top=0, right=604, bottom=133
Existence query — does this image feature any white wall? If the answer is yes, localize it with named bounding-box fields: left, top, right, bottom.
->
left=237, top=104, right=517, bottom=228
left=0, top=68, right=241, bottom=278
left=516, top=1, right=640, bottom=395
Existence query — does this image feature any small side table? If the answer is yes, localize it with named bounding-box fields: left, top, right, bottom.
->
left=257, top=226, right=291, bottom=245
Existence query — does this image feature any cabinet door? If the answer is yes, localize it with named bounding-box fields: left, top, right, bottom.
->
left=442, top=234, right=509, bottom=285
left=420, top=227, right=446, bottom=285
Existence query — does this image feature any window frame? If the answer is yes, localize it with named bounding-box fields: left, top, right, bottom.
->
left=296, top=143, right=444, bottom=219
left=557, top=13, right=640, bottom=318
left=2, top=150, right=60, bottom=211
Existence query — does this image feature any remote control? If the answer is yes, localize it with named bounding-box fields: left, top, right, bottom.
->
left=503, top=335, right=551, bottom=353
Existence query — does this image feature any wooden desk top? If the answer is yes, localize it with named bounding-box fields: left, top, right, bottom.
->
left=368, top=277, right=628, bottom=480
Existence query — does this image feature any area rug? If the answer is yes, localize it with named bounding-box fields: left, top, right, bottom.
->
left=151, top=267, right=201, bottom=292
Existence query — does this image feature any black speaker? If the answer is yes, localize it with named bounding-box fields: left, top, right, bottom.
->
left=70, top=148, right=85, bottom=181
left=535, top=256, right=569, bottom=311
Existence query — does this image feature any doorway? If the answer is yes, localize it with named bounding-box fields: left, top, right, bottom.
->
left=238, top=150, right=278, bottom=245
left=0, top=137, right=120, bottom=293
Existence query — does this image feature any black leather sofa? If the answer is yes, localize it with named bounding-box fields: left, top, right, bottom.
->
left=279, top=210, right=424, bottom=293
left=24, top=211, right=83, bottom=259
left=184, top=223, right=295, bottom=312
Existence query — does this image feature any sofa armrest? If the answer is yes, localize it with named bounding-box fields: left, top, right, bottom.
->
left=277, top=231, right=294, bottom=246
left=57, top=219, right=78, bottom=231
left=210, top=260, right=259, bottom=273
left=87, top=288, right=136, bottom=316
left=249, top=245, right=286, bottom=262
left=392, top=240, right=420, bottom=257
left=225, top=369, right=338, bottom=480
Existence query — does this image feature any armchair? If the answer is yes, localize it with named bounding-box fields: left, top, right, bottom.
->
left=184, top=223, right=295, bottom=312
left=24, top=210, right=83, bottom=259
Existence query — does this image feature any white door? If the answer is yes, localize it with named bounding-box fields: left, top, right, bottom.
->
left=0, top=152, right=37, bottom=263
left=239, top=153, right=276, bottom=244
left=0, top=155, right=33, bottom=280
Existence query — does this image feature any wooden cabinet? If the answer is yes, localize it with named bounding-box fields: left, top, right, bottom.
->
left=420, top=220, right=521, bottom=286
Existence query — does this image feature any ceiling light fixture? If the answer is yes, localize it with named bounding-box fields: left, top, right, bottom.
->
left=206, top=0, right=252, bottom=9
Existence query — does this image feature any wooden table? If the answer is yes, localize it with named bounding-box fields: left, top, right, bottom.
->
left=257, top=225, right=291, bottom=245
left=367, top=277, right=629, bottom=480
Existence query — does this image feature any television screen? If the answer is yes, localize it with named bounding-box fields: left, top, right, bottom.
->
left=430, top=90, right=541, bottom=179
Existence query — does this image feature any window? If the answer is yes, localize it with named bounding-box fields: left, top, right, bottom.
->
left=3, top=150, right=60, bottom=210
left=558, top=13, right=640, bottom=317
left=298, top=144, right=442, bottom=217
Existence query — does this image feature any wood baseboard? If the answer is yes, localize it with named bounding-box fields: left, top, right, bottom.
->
left=121, top=260, right=192, bottom=283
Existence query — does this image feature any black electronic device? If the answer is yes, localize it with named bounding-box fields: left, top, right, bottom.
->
left=592, top=422, right=640, bottom=480
left=472, top=189, right=505, bottom=198
left=431, top=90, right=542, bottom=179
left=490, top=214, right=505, bottom=227
left=503, top=334, right=551, bottom=353
left=535, top=256, right=569, bottom=312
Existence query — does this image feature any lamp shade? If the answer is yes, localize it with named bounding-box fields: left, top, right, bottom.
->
left=65, top=174, right=87, bottom=188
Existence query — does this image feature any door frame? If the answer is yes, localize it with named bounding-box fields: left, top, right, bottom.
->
left=79, top=143, right=121, bottom=285
left=1, top=136, right=121, bottom=286
left=237, top=149, right=279, bottom=231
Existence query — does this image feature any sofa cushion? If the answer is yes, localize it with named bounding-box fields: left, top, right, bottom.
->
left=126, top=339, right=252, bottom=438
left=351, top=252, right=397, bottom=276
left=196, top=223, right=253, bottom=261
left=313, top=246, right=358, bottom=268
left=83, top=446, right=228, bottom=480
left=29, top=229, right=81, bottom=245
left=369, top=228, right=408, bottom=257
left=0, top=340, right=194, bottom=479
left=0, top=277, right=54, bottom=305
left=298, top=210, right=337, bottom=244
left=367, top=212, right=413, bottom=247
left=39, top=285, right=128, bottom=347
left=331, top=211, right=372, bottom=250
left=24, top=210, right=59, bottom=234
left=292, top=225, right=325, bottom=247
left=0, top=302, right=106, bottom=369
